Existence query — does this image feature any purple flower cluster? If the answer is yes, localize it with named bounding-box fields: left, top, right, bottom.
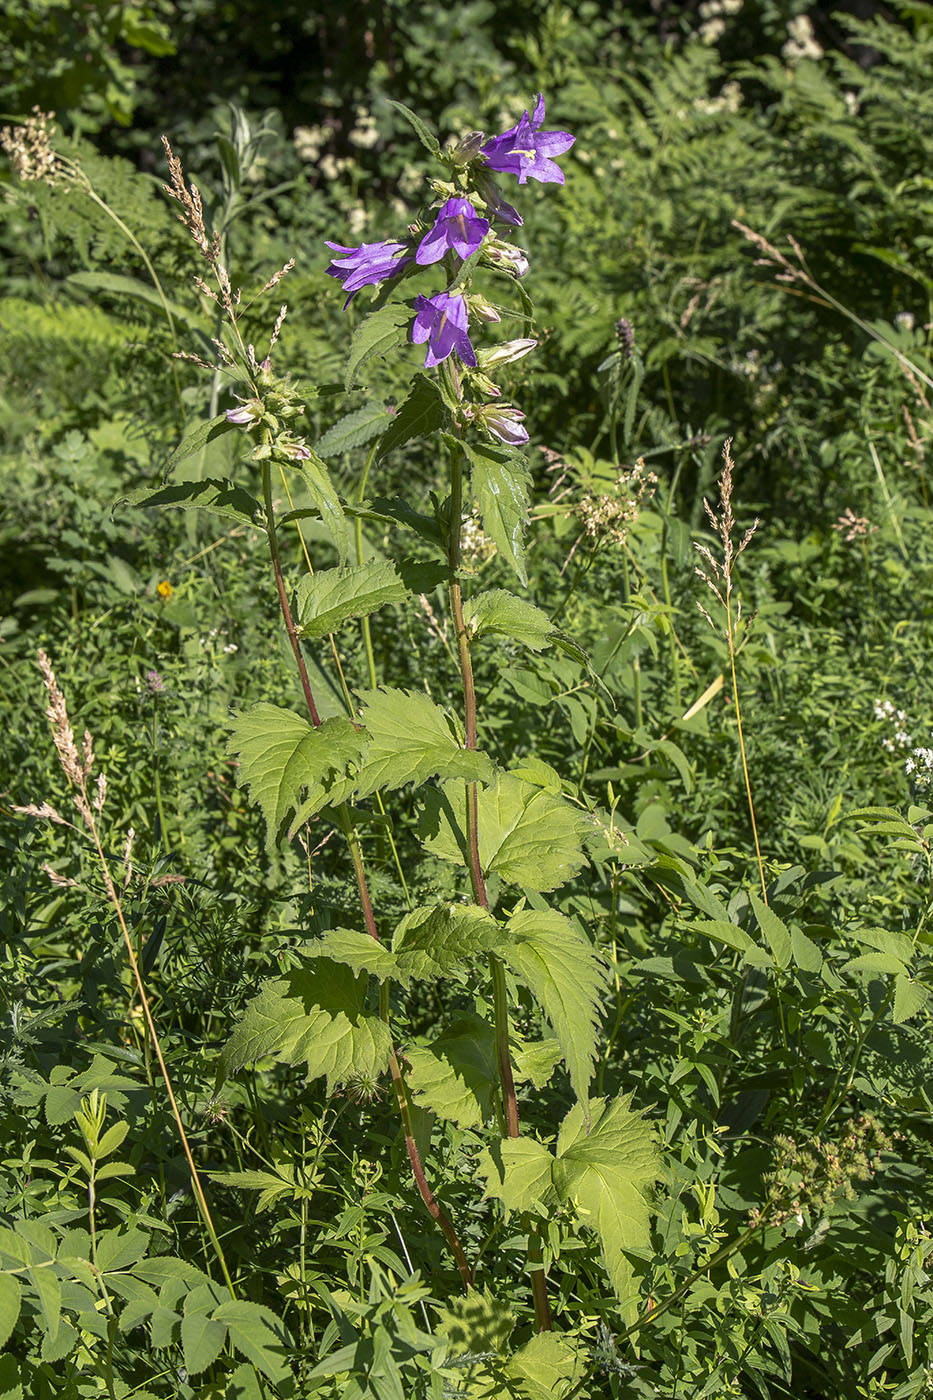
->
left=324, top=95, right=572, bottom=372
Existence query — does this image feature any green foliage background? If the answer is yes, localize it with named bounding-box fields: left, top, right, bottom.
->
left=2, top=3, right=933, bottom=1397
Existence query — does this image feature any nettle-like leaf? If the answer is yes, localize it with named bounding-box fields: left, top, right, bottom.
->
left=221, top=961, right=392, bottom=1092
left=316, top=402, right=394, bottom=456
left=501, top=908, right=607, bottom=1105
left=295, top=560, right=410, bottom=639
left=227, top=705, right=366, bottom=844
left=463, top=589, right=554, bottom=651
left=352, top=687, right=493, bottom=799
left=405, top=1013, right=499, bottom=1129
left=377, top=372, right=446, bottom=458
left=553, top=1096, right=658, bottom=1323
left=124, top=478, right=264, bottom=530
left=479, top=1095, right=657, bottom=1320
left=298, top=451, right=349, bottom=562
left=507, top=1332, right=586, bottom=1400
left=391, top=902, right=502, bottom=984
left=419, top=771, right=591, bottom=892
left=461, top=439, right=532, bottom=585
left=345, top=302, right=412, bottom=390
left=0, top=1272, right=20, bottom=1348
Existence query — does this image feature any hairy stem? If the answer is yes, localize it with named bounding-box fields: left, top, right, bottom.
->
left=446, top=441, right=551, bottom=1329
left=261, top=458, right=471, bottom=1286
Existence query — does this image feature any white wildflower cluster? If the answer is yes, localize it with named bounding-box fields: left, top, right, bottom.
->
left=579, top=458, right=659, bottom=543
left=460, top=509, right=496, bottom=566
left=293, top=124, right=329, bottom=162
left=874, top=699, right=933, bottom=789
left=198, top=627, right=238, bottom=655
left=695, top=81, right=744, bottom=116
left=348, top=106, right=379, bottom=150
left=783, top=15, right=823, bottom=63
left=697, top=0, right=742, bottom=45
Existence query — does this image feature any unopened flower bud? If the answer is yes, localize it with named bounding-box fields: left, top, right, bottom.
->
left=478, top=337, right=537, bottom=368
left=479, top=406, right=529, bottom=447
left=469, top=372, right=502, bottom=398
left=468, top=294, right=501, bottom=324
left=279, top=439, right=312, bottom=461
left=483, top=239, right=529, bottom=277
left=449, top=131, right=486, bottom=163
left=225, top=398, right=263, bottom=427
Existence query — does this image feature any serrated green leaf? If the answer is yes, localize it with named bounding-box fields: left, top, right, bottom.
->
left=207, top=1169, right=297, bottom=1214
left=123, top=478, right=263, bottom=529
left=26, top=1266, right=60, bottom=1343
left=478, top=1137, right=556, bottom=1217
left=298, top=451, right=349, bottom=562
left=405, top=1014, right=499, bottom=1128
left=462, top=440, right=531, bottom=584
left=507, top=1332, right=585, bottom=1400
left=392, top=903, right=501, bottom=985
left=513, top=1038, right=563, bottom=1088
left=844, top=951, right=909, bottom=977
left=296, top=560, right=409, bottom=639
left=435, top=1286, right=514, bottom=1356
left=353, top=687, right=492, bottom=799
left=212, top=1300, right=290, bottom=1383
left=317, top=403, right=394, bottom=455
left=750, top=893, right=792, bottom=970
left=501, top=909, right=606, bottom=1105
left=850, top=926, right=916, bottom=963
left=346, top=303, right=412, bottom=390
left=161, top=415, right=238, bottom=476
left=314, top=927, right=399, bottom=982
left=553, top=1096, right=658, bottom=1323
left=181, top=1312, right=227, bottom=1374
left=463, top=589, right=554, bottom=651
left=0, top=1355, right=22, bottom=1399
left=228, top=705, right=366, bottom=843
left=692, top=919, right=761, bottom=958
left=419, top=772, right=590, bottom=892
left=0, top=1275, right=20, bottom=1350
left=222, top=961, right=392, bottom=1092
left=95, top=1228, right=148, bottom=1273
left=386, top=99, right=442, bottom=157
left=377, top=373, right=446, bottom=458
left=893, top=974, right=928, bottom=1024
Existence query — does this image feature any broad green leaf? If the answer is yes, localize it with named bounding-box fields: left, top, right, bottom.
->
left=316, top=403, right=393, bottom=455
left=296, top=560, right=409, bottom=639
left=513, top=1038, right=563, bottom=1088
left=228, top=706, right=366, bottom=843
left=392, top=903, right=501, bottom=985
left=850, top=926, right=916, bottom=963
left=463, top=589, right=554, bottom=651
left=420, top=772, right=590, bottom=892
left=790, top=926, right=823, bottom=973
left=95, top=1228, right=148, bottom=1273
left=211, top=1300, right=290, bottom=1384
left=435, top=1286, right=513, bottom=1356
left=478, top=1137, right=556, bottom=1217
left=181, top=1312, right=226, bottom=1374
left=124, top=478, right=263, bottom=530
left=298, top=451, right=349, bottom=562
left=26, top=1266, right=60, bottom=1343
left=0, top=1275, right=20, bottom=1349
left=353, top=687, right=493, bottom=799
left=844, top=951, right=909, bottom=977
left=161, top=414, right=238, bottom=476
left=225, top=1364, right=264, bottom=1400
left=893, top=974, right=928, bottom=1024
left=345, top=303, right=412, bottom=390
left=386, top=99, right=442, bottom=158
left=553, top=1096, right=658, bottom=1322
left=507, top=1332, right=586, bottom=1400
left=207, top=1169, right=299, bottom=1214
left=692, top=919, right=764, bottom=962
left=222, top=961, right=392, bottom=1092
left=462, top=440, right=531, bottom=584
left=405, top=1014, right=499, bottom=1128
left=0, top=1355, right=22, bottom=1399
left=750, top=893, right=791, bottom=970
left=501, top=909, right=607, bottom=1104
left=377, top=373, right=445, bottom=458
left=314, top=927, right=399, bottom=983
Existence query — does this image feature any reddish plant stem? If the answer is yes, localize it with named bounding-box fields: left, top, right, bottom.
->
left=446, top=444, right=551, bottom=1330
left=261, top=459, right=472, bottom=1289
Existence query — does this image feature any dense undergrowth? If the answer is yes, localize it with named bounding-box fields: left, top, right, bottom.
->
left=2, top=4, right=933, bottom=1397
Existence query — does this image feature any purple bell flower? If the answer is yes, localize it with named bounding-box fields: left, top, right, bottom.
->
left=325, top=238, right=411, bottom=308
left=416, top=197, right=489, bottom=266
left=412, top=292, right=477, bottom=369
left=481, top=94, right=574, bottom=186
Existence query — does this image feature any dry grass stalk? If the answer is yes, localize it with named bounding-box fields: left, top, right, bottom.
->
left=23, top=650, right=237, bottom=1297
